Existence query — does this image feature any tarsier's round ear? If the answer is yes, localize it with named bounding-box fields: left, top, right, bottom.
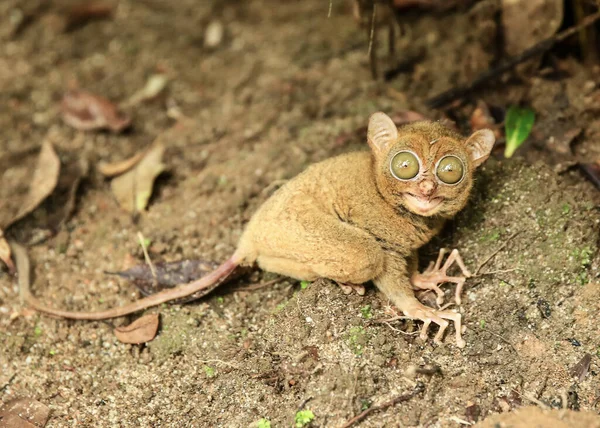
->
left=465, top=129, right=495, bottom=168
left=367, top=112, right=398, bottom=155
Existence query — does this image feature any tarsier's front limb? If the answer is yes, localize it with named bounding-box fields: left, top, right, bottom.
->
left=375, top=251, right=466, bottom=348
left=411, top=248, right=472, bottom=306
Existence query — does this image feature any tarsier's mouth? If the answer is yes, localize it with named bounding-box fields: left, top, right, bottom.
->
left=403, top=193, right=444, bottom=215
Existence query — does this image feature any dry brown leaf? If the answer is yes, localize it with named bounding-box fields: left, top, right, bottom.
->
left=502, top=0, right=563, bottom=58
left=46, top=157, right=89, bottom=230
left=64, top=1, right=114, bottom=32
left=98, top=151, right=146, bottom=177
left=0, top=397, right=50, bottom=427
left=0, top=229, right=15, bottom=273
left=61, top=90, right=131, bottom=133
left=0, top=141, right=61, bottom=229
left=110, top=144, right=166, bottom=213
left=126, top=74, right=169, bottom=106
left=114, top=313, right=160, bottom=344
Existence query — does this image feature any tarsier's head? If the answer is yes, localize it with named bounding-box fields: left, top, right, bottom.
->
left=367, top=112, right=495, bottom=218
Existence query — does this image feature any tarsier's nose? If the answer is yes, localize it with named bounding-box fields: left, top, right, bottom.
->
left=418, top=180, right=436, bottom=198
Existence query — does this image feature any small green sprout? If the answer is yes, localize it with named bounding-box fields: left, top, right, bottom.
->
left=295, top=410, right=314, bottom=427
left=216, top=296, right=224, bottom=304
left=300, top=280, right=310, bottom=290
left=504, top=106, right=535, bottom=158
left=346, top=326, right=368, bottom=355
left=34, top=326, right=43, bottom=337
left=360, top=305, right=372, bottom=319
left=561, top=203, right=571, bottom=215
left=203, top=365, right=215, bottom=378
left=360, top=399, right=371, bottom=411
left=479, top=319, right=486, bottom=328
left=49, top=350, right=57, bottom=356
left=257, top=419, right=271, bottom=428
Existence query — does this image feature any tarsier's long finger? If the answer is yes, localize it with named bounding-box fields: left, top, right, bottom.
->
left=433, top=248, right=449, bottom=271
left=441, top=275, right=466, bottom=305
left=435, top=310, right=466, bottom=348
left=423, top=260, right=435, bottom=274
left=442, top=249, right=472, bottom=277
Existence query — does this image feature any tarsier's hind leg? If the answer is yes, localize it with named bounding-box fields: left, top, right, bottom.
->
left=242, top=206, right=385, bottom=287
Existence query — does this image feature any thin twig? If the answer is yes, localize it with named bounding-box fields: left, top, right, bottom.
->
left=518, top=391, right=550, bottom=410
left=382, top=321, right=419, bottom=336
left=479, top=327, right=517, bottom=353
left=340, top=383, right=425, bottom=428
left=198, top=359, right=240, bottom=370
left=367, top=2, right=377, bottom=56
left=426, top=11, right=600, bottom=108
left=476, top=267, right=521, bottom=276
left=448, top=416, right=472, bottom=426
left=328, top=0, right=333, bottom=18
left=474, top=231, right=521, bottom=276
left=234, top=277, right=282, bottom=292
left=137, top=232, right=157, bottom=282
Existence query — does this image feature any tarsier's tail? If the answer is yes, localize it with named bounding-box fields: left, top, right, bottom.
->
left=12, top=241, right=239, bottom=320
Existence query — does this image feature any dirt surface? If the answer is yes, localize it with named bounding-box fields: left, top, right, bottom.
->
left=1, top=0, right=600, bottom=427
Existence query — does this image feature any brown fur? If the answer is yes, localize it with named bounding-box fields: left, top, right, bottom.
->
left=235, top=112, right=494, bottom=346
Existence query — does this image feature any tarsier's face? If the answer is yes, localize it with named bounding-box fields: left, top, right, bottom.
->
left=367, top=113, right=495, bottom=218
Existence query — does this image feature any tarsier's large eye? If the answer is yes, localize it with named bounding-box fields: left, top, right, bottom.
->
left=390, top=151, right=420, bottom=180
left=436, top=155, right=464, bottom=184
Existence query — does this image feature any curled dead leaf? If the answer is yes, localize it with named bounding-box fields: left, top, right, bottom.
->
left=98, top=151, right=146, bottom=177
left=110, top=144, right=166, bottom=213
left=114, top=313, right=160, bottom=344
left=0, top=140, right=60, bottom=230
left=126, top=74, right=169, bottom=106
left=46, top=157, right=89, bottom=230
left=61, top=90, right=131, bottom=133
left=0, top=397, right=50, bottom=428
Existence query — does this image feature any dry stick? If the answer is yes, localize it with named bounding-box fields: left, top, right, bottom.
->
left=234, top=277, right=282, bottom=292
left=479, top=327, right=517, bottom=353
left=340, top=383, right=425, bottom=428
left=473, top=231, right=521, bottom=276
left=11, top=240, right=237, bottom=320
left=367, top=2, right=377, bottom=57
left=137, top=232, right=157, bottom=282
left=426, top=10, right=600, bottom=108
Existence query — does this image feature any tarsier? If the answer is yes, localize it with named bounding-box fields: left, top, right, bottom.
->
left=23, top=112, right=495, bottom=348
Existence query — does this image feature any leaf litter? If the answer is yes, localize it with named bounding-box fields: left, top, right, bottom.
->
left=98, top=150, right=147, bottom=178
left=110, top=143, right=166, bottom=213
left=126, top=73, right=169, bottom=107
left=113, top=313, right=160, bottom=344
left=61, top=89, right=131, bottom=133
left=0, top=397, right=50, bottom=428
left=105, top=259, right=220, bottom=296
left=0, top=141, right=60, bottom=270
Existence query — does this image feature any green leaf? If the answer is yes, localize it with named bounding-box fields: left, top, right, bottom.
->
left=504, top=106, right=535, bottom=158
left=300, top=280, right=310, bottom=290
left=295, top=410, right=314, bottom=427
